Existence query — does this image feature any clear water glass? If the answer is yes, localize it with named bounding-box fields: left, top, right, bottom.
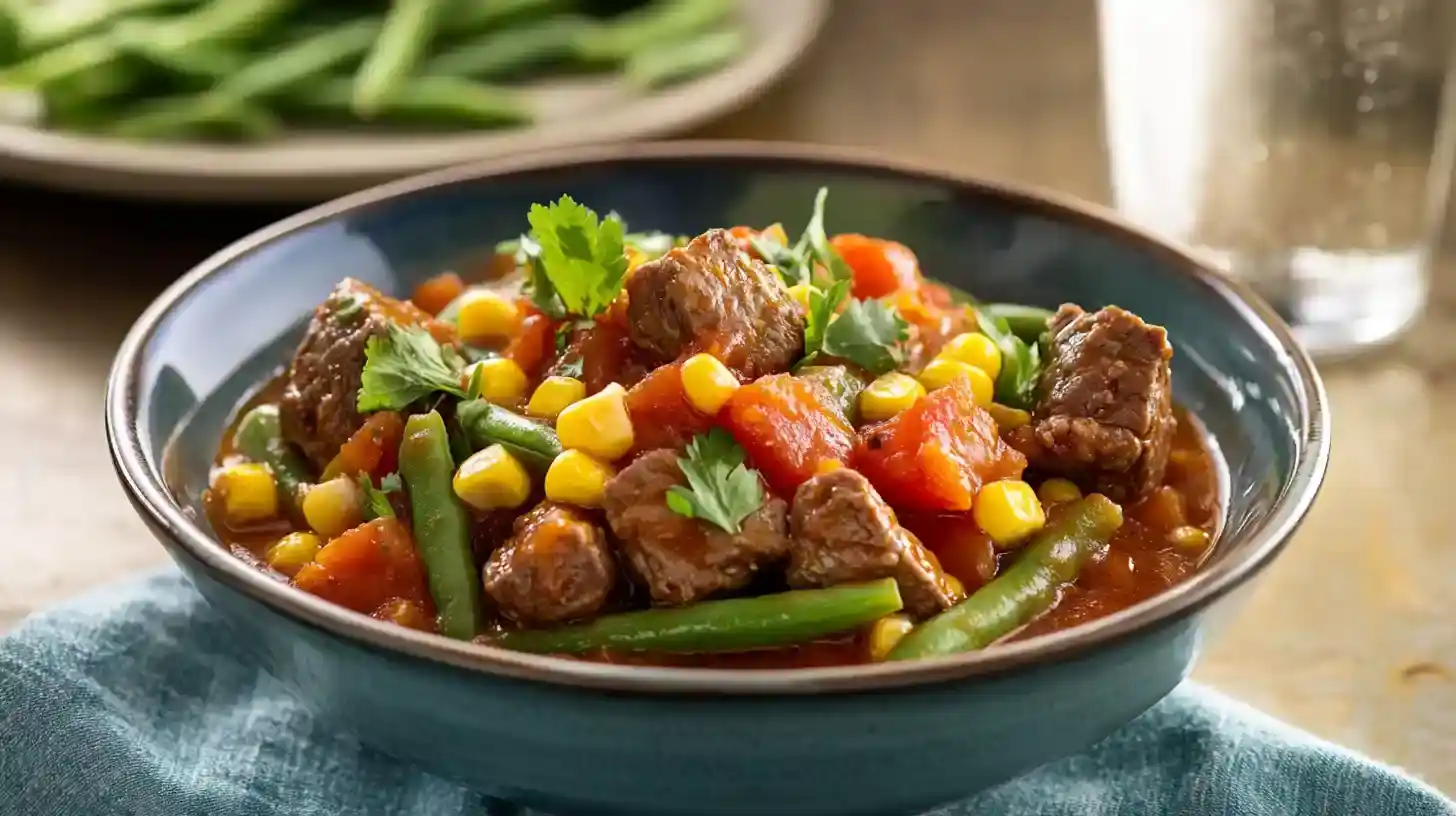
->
left=1099, top=0, right=1456, bottom=357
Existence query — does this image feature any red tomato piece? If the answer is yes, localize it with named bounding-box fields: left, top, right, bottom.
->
left=723, top=374, right=856, bottom=495
left=853, top=377, right=1026, bottom=511
left=411, top=272, right=466, bottom=316
left=900, top=512, right=999, bottom=593
left=626, top=362, right=716, bottom=456
left=504, top=311, right=555, bottom=378
left=831, top=234, right=922, bottom=299
left=323, top=411, right=405, bottom=481
left=292, top=518, right=435, bottom=619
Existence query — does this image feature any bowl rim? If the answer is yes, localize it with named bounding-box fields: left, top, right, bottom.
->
left=106, top=140, right=1331, bottom=695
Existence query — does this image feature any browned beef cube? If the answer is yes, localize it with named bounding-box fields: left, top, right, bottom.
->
left=483, top=503, right=617, bottom=626
left=603, top=449, right=792, bottom=606
left=278, top=278, right=453, bottom=469
left=1007, top=304, right=1175, bottom=501
left=625, top=229, right=806, bottom=380
left=788, top=468, right=964, bottom=618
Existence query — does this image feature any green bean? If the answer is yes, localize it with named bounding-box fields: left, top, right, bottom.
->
left=220, top=17, right=381, bottom=100
left=979, top=304, right=1055, bottom=343
left=796, top=365, right=866, bottom=426
left=441, top=0, right=568, bottom=38
left=353, top=0, right=444, bottom=118
left=456, top=398, right=562, bottom=474
left=140, top=0, right=297, bottom=53
left=426, top=15, right=594, bottom=81
left=398, top=410, right=482, bottom=640
left=888, top=496, right=1124, bottom=660
left=495, top=579, right=905, bottom=655
left=233, top=404, right=315, bottom=509
left=106, top=94, right=280, bottom=141
left=18, top=0, right=200, bottom=55
left=575, top=0, right=734, bottom=62
left=290, top=75, right=532, bottom=128
left=0, top=6, right=18, bottom=66
left=625, top=26, right=743, bottom=89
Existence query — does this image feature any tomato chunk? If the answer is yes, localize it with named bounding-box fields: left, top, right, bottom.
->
left=831, top=234, right=922, bottom=299
left=723, top=374, right=856, bottom=495
left=626, top=362, right=715, bottom=456
left=900, top=512, right=998, bottom=592
left=292, top=518, right=436, bottom=623
left=412, top=272, right=466, bottom=316
left=323, top=411, right=405, bottom=481
left=505, top=311, right=555, bottom=378
left=854, top=377, right=1026, bottom=511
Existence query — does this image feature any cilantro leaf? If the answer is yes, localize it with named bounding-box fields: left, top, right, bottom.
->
left=623, top=230, right=680, bottom=258
left=803, top=187, right=854, bottom=282
left=357, top=323, right=468, bottom=412
left=797, top=278, right=852, bottom=369
left=976, top=310, right=1043, bottom=410
left=515, top=233, right=566, bottom=320
left=751, top=231, right=813, bottom=287
left=821, top=298, right=910, bottom=375
left=665, top=428, right=765, bottom=534
left=526, top=195, right=629, bottom=318
left=357, top=473, right=398, bottom=520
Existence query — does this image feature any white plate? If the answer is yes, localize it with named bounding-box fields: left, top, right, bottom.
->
left=0, top=0, right=828, bottom=202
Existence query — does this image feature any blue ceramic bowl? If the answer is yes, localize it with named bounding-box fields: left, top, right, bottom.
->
left=107, top=142, right=1329, bottom=816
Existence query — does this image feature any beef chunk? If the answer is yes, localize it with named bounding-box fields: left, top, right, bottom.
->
left=278, top=278, right=452, bottom=469
left=483, top=503, right=617, bottom=626
left=1006, top=304, right=1175, bottom=501
left=603, top=449, right=791, bottom=606
left=788, top=468, right=964, bottom=618
left=625, top=229, right=805, bottom=380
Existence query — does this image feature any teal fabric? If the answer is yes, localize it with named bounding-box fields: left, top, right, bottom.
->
left=1, top=572, right=1452, bottom=816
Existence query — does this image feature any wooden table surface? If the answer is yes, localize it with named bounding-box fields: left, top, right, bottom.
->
left=4, top=0, right=1456, bottom=795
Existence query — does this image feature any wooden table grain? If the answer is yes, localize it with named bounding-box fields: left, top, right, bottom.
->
left=3, top=0, right=1455, bottom=796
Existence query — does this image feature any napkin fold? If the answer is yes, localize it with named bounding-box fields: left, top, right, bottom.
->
left=1, top=571, right=1451, bottom=816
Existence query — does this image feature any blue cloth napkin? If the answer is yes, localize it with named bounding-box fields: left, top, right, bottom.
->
left=2, top=572, right=1452, bottom=816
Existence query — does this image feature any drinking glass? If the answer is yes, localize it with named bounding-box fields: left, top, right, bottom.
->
left=1099, top=0, right=1456, bottom=356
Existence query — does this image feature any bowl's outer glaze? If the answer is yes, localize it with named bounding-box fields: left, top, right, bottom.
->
left=112, top=145, right=1325, bottom=815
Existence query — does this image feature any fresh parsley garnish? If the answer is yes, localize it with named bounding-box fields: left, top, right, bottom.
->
left=796, top=278, right=852, bottom=369
left=358, top=472, right=399, bottom=520
left=515, top=233, right=566, bottom=320
left=820, top=297, right=911, bottom=375
left=357, top=323, right=467, bottom=412
left=464, top=360, right=486, bottom=401
left=749, top=187, right=854, bottom=287
left=525, top=195, right=630, bottom=318
left=803, top=187, right=855, bottom=283
left=976, top=310, right=1043, bottom=410
left=665, top=428, right=765, bottom=535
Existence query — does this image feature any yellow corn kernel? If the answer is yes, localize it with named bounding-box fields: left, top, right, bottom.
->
left=452, top=444, right=532, bottom=510
left=625, top=246, right=649, bottom=272
left=939, top=332, right=1003, bottom=379
left=868, top=614, right=915, bottom=662
left=213, top=463, right=278, bottom=525
left=545, top=450, right=616, bottom=509
left=859, top=372, right=926, bottom=422
left=680, top=353, right=740, bottom=415
left=786, top=284, right=817, bottom=312
left=1037, top=477, right=1082, bottom=505
left=469, top=357, right=528, bottom=405
left=556, top=382, right=634, bottom=460
left=301, top=476, right=364, bottom=538
left=987, top=403, right=1031, bottom=431
left=973, top=480, right=1046, bottom=548
left=265, top=532, right=322, bottom=577
left=527, top=376, right=587, bottom=420
left=815, top=458, right=844, bottom=475
left=455, top=291, right=521, bottom=343
left=1169, top=525, right=1211, bottom=550
left=919, top=357, right=995, bottom=406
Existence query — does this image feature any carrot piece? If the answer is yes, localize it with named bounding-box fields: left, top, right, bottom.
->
left=831, top=234, right=922, bottom=299
left=323, top=411, right=406, bottom=481
left=625, top=362, right=716, bottom=456
left=722, top=373, right=856, bottom=495
left=293, top=518, right=436, bottom=619
left=412, top=272, right=467, bottom=316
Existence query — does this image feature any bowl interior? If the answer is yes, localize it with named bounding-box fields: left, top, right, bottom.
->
left=118, top=148, right=1322, bottom=691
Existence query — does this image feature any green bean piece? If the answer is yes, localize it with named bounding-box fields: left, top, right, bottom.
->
left=441, top=0, right=567, bottom=38
left=398, top=410, right=483, bottom=640
left=426, top=15, right=594, bottom=81
left=0, top=6, right=18, bottom=66
left=796, top=365, right=866, bottom=426
left=233, top=404, right=316, bottom=509
left=17, top=0, right=200, bottom=55
left=220, top=17, right=382, bottom=100
left=888, top=496, right=1125, bottom=661
left=290, top=75, right=532, bottom=128
left=576, top=0, right=734, bottom=62
left=496, top=579, right=905, bottom=655
left=106, top=95, right=280, bottom=141
left=979, top=304, right=1055, bottom=343
left=455, top=398, right=562, bottom=474
left=127, top=40, right=244, bottom=87
left=141, top=0, right=297, bottom=53
left=353, top=0, right=445, bottom=118
left=625, top=26, right=743, bottom=89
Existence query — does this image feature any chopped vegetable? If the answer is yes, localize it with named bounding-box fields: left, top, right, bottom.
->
left=795, top=365, right=867, bottom=426
left=233, top=403, right=314, bottom=509
left=785, top=283, right=815, bottom=311
left=352, top=0, right=444, bottom=117
left=723, top=373, right=856, bottom=495
left=889, top=496, right=1123, bottom=660
left=938, top=331, right=1003, bottom=380
left=453, top=444, right=533, bottom=511
left=1037, top=478, right=1082, bottom=505
left=679, top=353, right=740, bottom=415
left=1169, top=525, right=1211, bottom=550
left=494, top=579, right=904, bottom=655
left=663, top=428, right=765, bottom=535
left=292, top=517, right=435, bottom=619
left=973, top=480, right=1046, bottom=548
left=544, top=449, right=615, bottom=509
left=456, top=398, right=563, bottom=474
left=426, top=14, right=592, bottom=80
left=830, top=234, right=921, bottom=300
left=918, top=358, right=994, bottom=406
left=867, top=614, right=915, bottom=661
left=504, top=312, right=555, bottom=377
left=213, top=462, right=279, bottom=526
left=978, top=303, right=1055, bottom=342
left=798, top=278, right=850, bottom=365
left=467, top=357, right=529, bottom=405
left=625, top=362, right=716, bottom=455
left=398, top=411, right=483, bottom=640
left=858, top=371, right=925, bottom=422
left=412, top=272, right=465, bottom=316
left=575, top=0, right=734, bottom=61
left=820, top=297, right=910, bottom=376
left=976, top=310, right=1042, bottom=411
left=526, top=375, right=587, bottom=420
left=986, top=403, right=1031, bottom=431
left=556, top=382, right=634, bottom=461
left=802, top=187, right=856, bottom=284
left=625, top=27, right=744, bottom=89
left=356, top=323, right=466, bottom=412
left=265, top=532, right=322, bottom=577
left=455, top=290, right=522, bottom=343
left=321, top=411, right=405, bottom=482
left=301, top=476, right=364, bottom=539
left=525, top=195, right=630, bottom=319
left=357, top=472, right=400, bottom=520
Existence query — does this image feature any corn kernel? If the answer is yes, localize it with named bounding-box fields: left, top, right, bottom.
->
left=859, top=372, right=926, bottom=422
left=815, top=458, right=844, bottom=475
left=939, top=332, right=1003, bottom=379
left=468, top=357, right=528, bottom=405
left=919, top=357, right=995, bottom=406
left=452, top=444, right=532, bottom=510
left=987, top=403, right=1031, bottom=430
left=301, top=476, right=364, bottom=538
left=556, top=383, right=634, bottom=460
left=545, top=450, right=616, bottom=508
left=973, top=480, right=1046, bottom=548
left=680, top=353, right=740, bottom=415
left=1037, top=478, right=1082, bottom=504
left=213, top=463, right=278, bottom=525
left=265, top=532, right=322, bottom=577
left=1169, top=525, right=1211, bottom=550
left=786, top=284, right=817, bottom=311
left=527, top=376, right=587, bottom=419
left=626, top=246, right=649, bottom=272
left=455, top=291, right=521, bottom=343
left=868, top=614, right=915, bottom=662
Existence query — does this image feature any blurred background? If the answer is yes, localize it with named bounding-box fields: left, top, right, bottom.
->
left=2, top=0, right=1455, bottom=795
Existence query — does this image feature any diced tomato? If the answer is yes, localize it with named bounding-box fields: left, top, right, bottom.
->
left=900, top=512, right=999, bottom=592
left=323, top=411, right=405, bottom=481
left=412, top=272, right=466, bottom=316
left=293, top=518, right=435, bottom=619
left=854, top=377, right=1026, bottom=511
left=728, top=224, right=789, bottom=260
left=723, top=374, right=856, bottom=495
left=626, top=362, right=716, bottom=455
left=831, top=234, right=922, bottom=299
left=505, top=311, right=556, bottom=378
